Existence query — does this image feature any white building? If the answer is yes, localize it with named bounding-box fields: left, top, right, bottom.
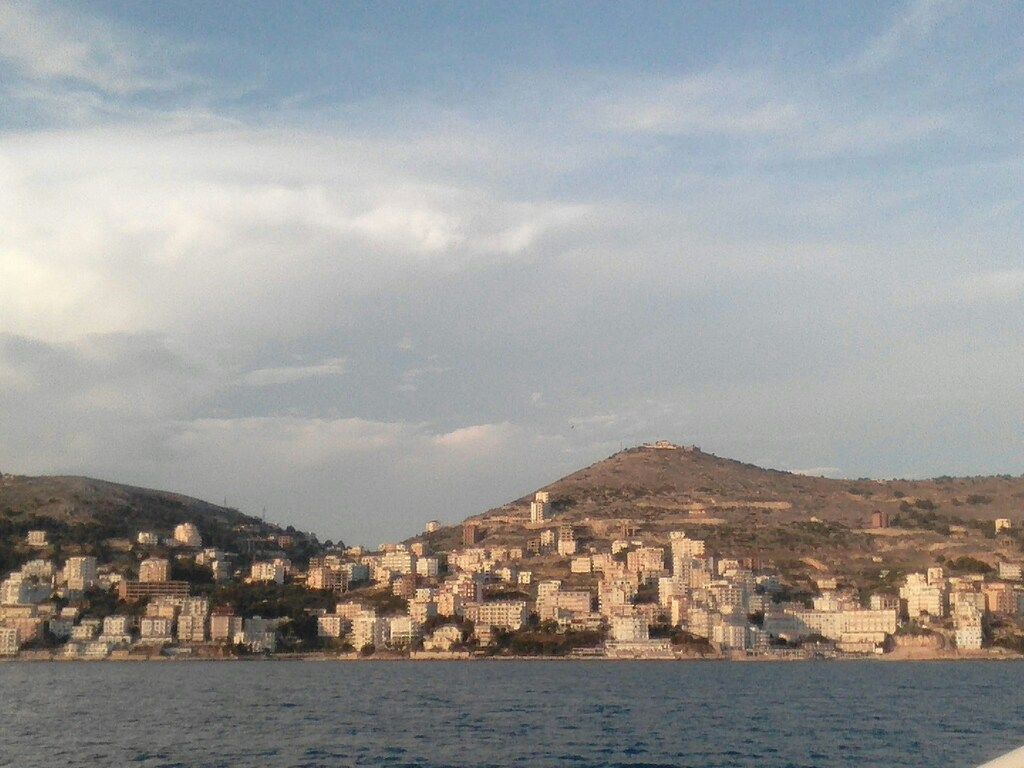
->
left=173, top=522, right=203, bottom=547
left=712, top=616, right=750, bottom=650
left=423, top=624, right=462, bottom=652
left=571, top=556, right=593, bottom=574
left=954, top=604, right=984, bottom=650
left=530, top=492, right=551, bottom=523
left=236, top=617, right=277, bottom=652
left=100, top=615, right=132, bottom=644
left=764, top=608, right=897, bottom=646
left=610, top=612, right=649, bottom=642
left=900, top=573, right=946, bottom=618
left=352, top=612, right=385, bottom=651
left=463, top=600, right=527, bottom=631
left=317, top=614, right=348, bottom=638
left=210, top=613, right=243, bottom=642
left=63, top=557, right=98, bottom=592
left=26, top=530, right=48, bottom=547
left=415, top=557, right=439, bottom=578
left=0, top=627, right=19, bottom=656
left=999, top=562, right=1022, bottom=582
left=381, top=550, right=415, bottom=575
left=251, top=560, right=286, bottom=585
left=386, top=616, right=419, bottom=648
left=140, top=617, right=174, bottom=641
left=177, top=614, right=207, bottom=642
left=136, top=531, right=160, bottom=546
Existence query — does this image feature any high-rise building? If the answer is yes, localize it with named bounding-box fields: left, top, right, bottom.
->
left=530, top=492, right=551, bottom=523
left=462, top=522, right=481, bottom=547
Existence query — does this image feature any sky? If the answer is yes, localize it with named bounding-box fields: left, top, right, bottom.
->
left=0, top=1, right=1022, bottom=545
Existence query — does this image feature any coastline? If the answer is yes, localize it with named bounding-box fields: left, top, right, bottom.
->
left=4, top=649, right=1023, bottom=663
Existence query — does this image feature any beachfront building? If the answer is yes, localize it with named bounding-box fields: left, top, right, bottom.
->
left=463, top=600, right=527, bottom=631
left=0, top=627, right=19, bottom=656
left=900, top=573, right=946, bottom=618
left=210, top=610, right=243, bottom=643
left=352, top=613, right=385, bottom=651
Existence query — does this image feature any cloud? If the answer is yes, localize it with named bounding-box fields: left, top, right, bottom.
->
left=1, top=0, right=1022, bottom=545
left=956, top=270, right=1024, bottom=302
left=847, top=0, right=962, bottom=74
left=172, top=416, right=419, bottom=465
left=240, top=358, right=348, bottom=387
left=584, top=67, right=960, bottom=161
left=593, top=71, right=801, bottom=136
left=0, top=1, right=187, bottom=95
left=903, top=268, right=1024, bottom=306
left=432, top=422, right=517, bottom=450
left=0, top=126, right=596, bottom=346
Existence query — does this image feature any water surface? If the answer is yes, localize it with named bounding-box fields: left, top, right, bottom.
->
left=0, top=660, right=1020, bottom=767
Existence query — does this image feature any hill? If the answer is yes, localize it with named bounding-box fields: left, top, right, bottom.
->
left=424, top=443, right=1024, bottom=586
left=0, top=473, right=320, bottom=574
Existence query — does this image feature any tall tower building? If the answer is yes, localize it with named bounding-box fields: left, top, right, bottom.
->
left=530, top=492, right=551, bottom=524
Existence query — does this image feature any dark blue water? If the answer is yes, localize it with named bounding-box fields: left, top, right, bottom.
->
left=0, top=660, right=1021, bottom=767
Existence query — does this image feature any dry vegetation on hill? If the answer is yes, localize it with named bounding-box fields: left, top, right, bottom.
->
left=426, top=445, right=1024, bottom=586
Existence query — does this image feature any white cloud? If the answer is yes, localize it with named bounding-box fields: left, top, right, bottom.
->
left=173, top=416, right=415, bottom=459
left=0, top=1, right=187, bottom=95
left=0, top=125, right=594, bottom=345
left=433, top=422, right=517, bottom=451
left=956, top=270, right=1024, bottom=302
left=593, top=71, right=801, bottom=136
left=847, top=0, right=962, bottom=74
left=240, top=358, right=348, bottom=387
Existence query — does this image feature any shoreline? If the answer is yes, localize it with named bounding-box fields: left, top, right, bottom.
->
left=3, top=650, right=1023, bottom=663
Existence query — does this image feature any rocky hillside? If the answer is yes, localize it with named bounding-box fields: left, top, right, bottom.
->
left=423, top=444, right=1024, bottom=585
left=492, top=444, right=1024, bottom=527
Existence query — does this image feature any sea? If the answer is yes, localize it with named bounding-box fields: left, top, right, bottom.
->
left=1, top=660, right=1021, bottom=768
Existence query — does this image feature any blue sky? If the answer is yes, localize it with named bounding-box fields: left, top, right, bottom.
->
left=0, top=1, right=1022, bottom=544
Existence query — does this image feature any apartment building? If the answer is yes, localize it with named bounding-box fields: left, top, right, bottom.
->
left=0, top=627, right=18, bottom=656
left=900, top=573, right=946, bottom=618
left=250, top=560, right=285, bottom=585
left=139, top=557, right=170, bottom=583
left=63, top=557, right=98, bottom=592
left=463, top=600, right=527, bottom=631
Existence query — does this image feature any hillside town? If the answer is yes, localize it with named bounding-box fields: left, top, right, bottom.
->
left=4, top=492, right=1024, bottom=661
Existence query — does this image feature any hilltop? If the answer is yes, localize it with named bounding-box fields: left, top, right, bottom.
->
left=424, top=443, right=1024, bottom=587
